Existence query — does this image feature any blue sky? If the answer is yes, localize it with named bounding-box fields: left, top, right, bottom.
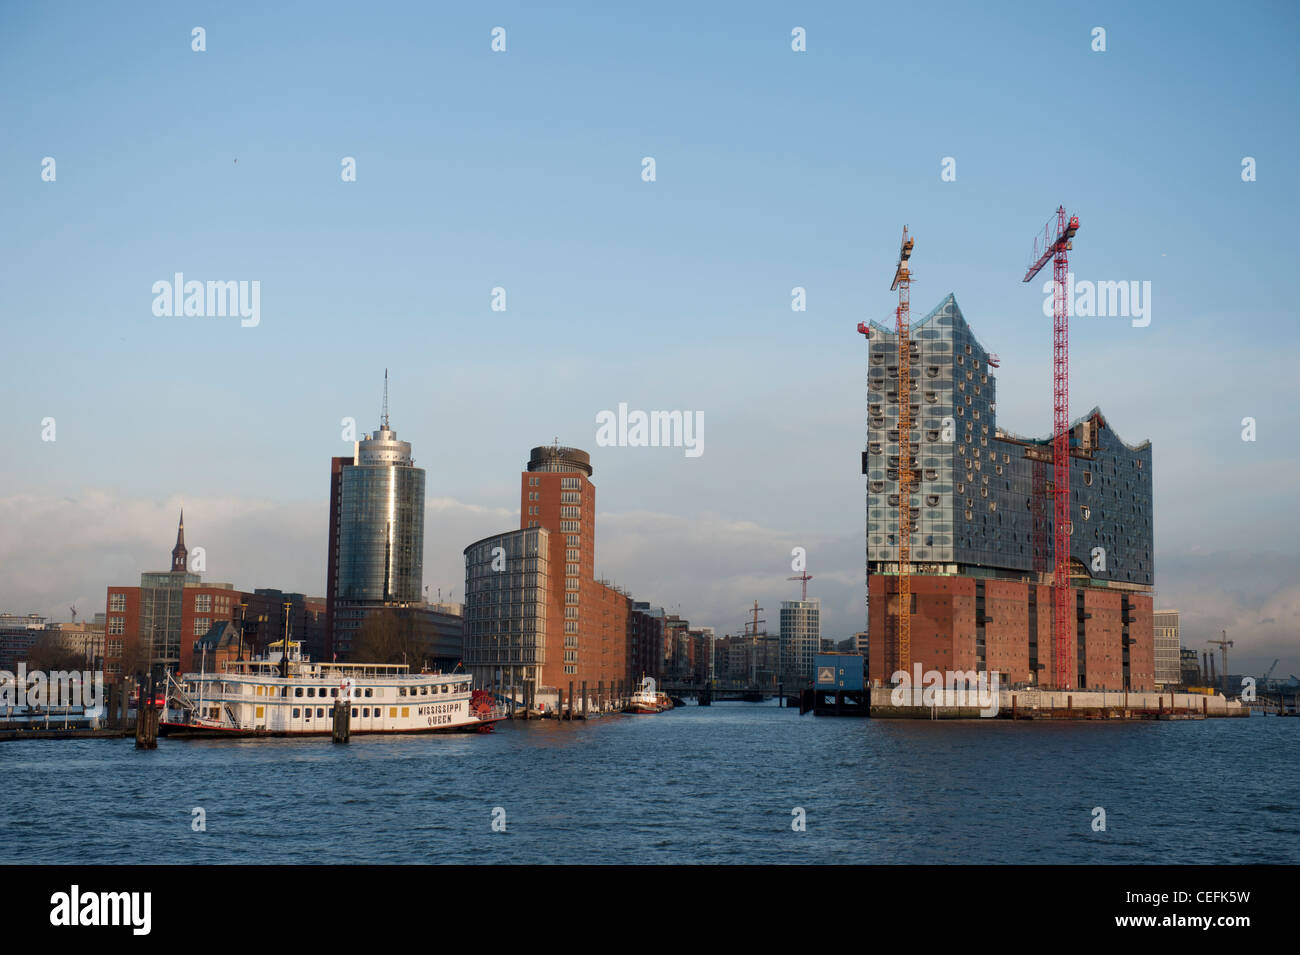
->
left=2, top=1, right=1297, bottom=672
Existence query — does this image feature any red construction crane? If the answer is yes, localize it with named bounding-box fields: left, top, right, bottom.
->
left=787, top=571, right=813, bottom=601
left=1023, top=206, right=1079, bottom=690
left=892, top=228, right=915, bottom=677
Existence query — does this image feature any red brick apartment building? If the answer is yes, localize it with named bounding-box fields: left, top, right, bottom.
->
left=464, top=445, right=678, bottom=706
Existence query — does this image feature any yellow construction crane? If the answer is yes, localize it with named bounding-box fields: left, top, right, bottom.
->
left=891, top=227, right=915, bottom=675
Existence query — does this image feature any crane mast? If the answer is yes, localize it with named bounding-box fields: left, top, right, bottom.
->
left=1023, top=207, right=1078, bottom=690
left=892, top=227, right=915, bottom=676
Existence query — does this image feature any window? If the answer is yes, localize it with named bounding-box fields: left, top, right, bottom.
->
left=194, top=594, right=211, bottom=613
left=292, top=708, right=300, bottom=718
left=192, top=617, right=210, bottom=635
left=316, top=708, right=324, bottom=718
left=109, top=617, right=125, bottom=635
left=109, top=593, right=126, bottom=612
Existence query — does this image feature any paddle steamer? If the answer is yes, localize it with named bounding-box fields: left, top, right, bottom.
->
left=161, top=641, right=502, bottom=737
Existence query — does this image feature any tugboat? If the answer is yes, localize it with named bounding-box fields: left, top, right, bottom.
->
left=161, top=640, right=504, bottom=738
left=626, top=676, right=672, bottom=714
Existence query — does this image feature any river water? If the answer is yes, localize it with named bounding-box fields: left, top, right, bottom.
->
left=2, top=702, right=1295, bottom=864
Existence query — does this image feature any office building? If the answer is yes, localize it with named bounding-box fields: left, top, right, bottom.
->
left=326, top=397, right=426, bottom=660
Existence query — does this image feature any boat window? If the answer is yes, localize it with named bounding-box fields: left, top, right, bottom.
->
left=420, top=686, right=428, bottom=696
left=317, top=708, right=324, bottom=718
left=364, top=688, right=372, bottom=698
left=295, top=687, right=303, bottom=697
left=330, top=688, right=338, bottom=698
left=351, top=708, right=358, bottom=718
left=304, top=709, right=312, bottom=720
left=307, top=687, right=315, bottom=697
left=399, top=687, right=406, bottom=697
left=292, top=708, right=300, bottom=718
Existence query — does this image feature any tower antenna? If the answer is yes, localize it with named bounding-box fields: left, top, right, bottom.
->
left=381, top=369, right=390, bottom=429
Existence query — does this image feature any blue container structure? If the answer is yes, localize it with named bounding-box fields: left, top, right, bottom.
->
left=813, top=653, right=867, bottom=716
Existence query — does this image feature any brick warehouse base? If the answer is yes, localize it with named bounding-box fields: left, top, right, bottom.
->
left=867, top=573, right=1154, bottom=691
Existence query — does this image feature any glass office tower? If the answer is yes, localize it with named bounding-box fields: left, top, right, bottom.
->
left=330, top=420, right=426, bottom=658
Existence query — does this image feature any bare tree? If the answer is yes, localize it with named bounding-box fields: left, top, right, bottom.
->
left=351, top=611, right=428, bottom=667
left=27, top=635, right=87, bottom=673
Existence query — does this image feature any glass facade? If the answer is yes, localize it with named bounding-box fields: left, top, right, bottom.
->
left=337, top=465, right=425, bottom=603
left=139, top=571, right=198, bottom=669
left=779, top=599, right=821, bottom=684
left=866, top=294, right=1153, bottom=588
left=331, top=422, right=427, bottom=659
left=462, top=527, right=550, bottom=691
left=1153, top=609, right=1180, bottom=685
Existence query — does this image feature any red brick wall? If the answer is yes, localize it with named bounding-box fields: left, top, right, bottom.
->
left=1080, top=588, right=1123, bottom=690
left=1126, top=595, right=1154, bottom=691
left=180, top=588, right=241, bottom=673
left=869, top=575, right=973, bottom=680
left=520, top=468, right=598, bottom=695
left=870, top=574, right=1155, bottom=691
left=984, top=579, right=1030, bottom=683
left=104, top=586, right=141, bottom=682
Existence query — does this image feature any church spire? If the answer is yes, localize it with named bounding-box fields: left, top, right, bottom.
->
left=171, top=507, right=187, bottom=573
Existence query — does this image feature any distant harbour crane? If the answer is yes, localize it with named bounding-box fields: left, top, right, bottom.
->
left=1208, top=631, right=1234, bottom=696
